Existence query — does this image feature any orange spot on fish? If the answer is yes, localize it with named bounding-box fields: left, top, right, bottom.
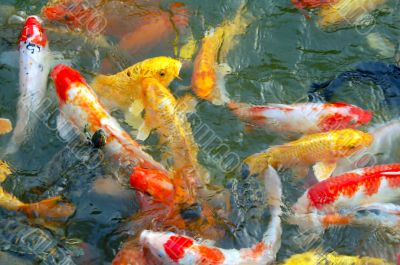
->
left=195, top=245, right=225, bottom=265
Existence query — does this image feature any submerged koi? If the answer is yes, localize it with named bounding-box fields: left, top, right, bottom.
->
left=228, top=102, right=372, bottom=135
left=0, top=118, right=12, bottom=135
left=90, top=57, right=181, bottom=125
left=51, top=64, right=167, bottom=176
left=292, top=0, right=337, bottom=9
left=140, top=166, right=282, bottom=265
left=244, top=129, right=373, bottom=181
left=282, top=250, right=394, bottom=265
left=42, top=0, right=189, bottom=55
left=0, top=161, right=75, bottom=220
left=293, top=164, right=400, bottom=215
left=6, top=16, right=50, bottom=154
left=317, top=0, right=387, bottom=28
left=191, top=3, right=253, bottom=105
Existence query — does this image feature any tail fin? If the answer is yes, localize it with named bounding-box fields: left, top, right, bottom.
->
left=20, top=196, right=75, bottom=220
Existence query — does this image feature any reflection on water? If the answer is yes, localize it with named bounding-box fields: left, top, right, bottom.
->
left=0, top=0, right=399, bottom=263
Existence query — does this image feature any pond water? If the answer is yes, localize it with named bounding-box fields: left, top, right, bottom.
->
left=0, top=0, right=399, bottom=264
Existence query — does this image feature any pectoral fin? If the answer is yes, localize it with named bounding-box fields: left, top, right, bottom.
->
left=176, top=94, right=197, bottom=114
left=313, top=161, right=336, bottom=182
left=136, top=116, right=152, bottom=141
left=56, top=115, right=77, bottom=142
left=292, top=166, right=309, bottom=179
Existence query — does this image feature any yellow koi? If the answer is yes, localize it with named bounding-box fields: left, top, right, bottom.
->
left=244, top=129, right=373, bottom=181
left=282, top=250, right=394, bottom=265
left=139, top=78, right=209, bottom=188
left=90, top=56, right=181, bottom=124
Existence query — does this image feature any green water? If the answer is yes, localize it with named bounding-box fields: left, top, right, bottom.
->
left=0, top=0, right=399, bottom=264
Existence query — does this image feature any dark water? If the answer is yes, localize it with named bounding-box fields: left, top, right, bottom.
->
left=0, top=0, right=399, bottom=264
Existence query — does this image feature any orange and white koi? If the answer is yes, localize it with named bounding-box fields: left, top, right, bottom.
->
left=293, top=164, right=400, bottom=214
left=243, top=129, right=373, bottom=181
left=191, top=3, right=253, bottom=105
left=51, top=64, right=167, bottom=177
left=6, top=16, right=50, bottom=154
left=140, top=166, right=282, bottom=265
left=228, top=102, right=372, bottom=135
left=291, top=164, right=400, bottom=231
left=0, top=160, right=75, bottom=220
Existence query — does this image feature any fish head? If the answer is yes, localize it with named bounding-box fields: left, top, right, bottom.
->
left=348, top=105, right=373, bottom=127
left=140, top=57, right=182, bottom=87
left=140, top=230, right=193, bottom=263
left=19, top=16, right=48, bottom=49
left=319, top=103, right=372, bottom=131
left=51, top=64, right=87, bottom=104
left=130, top=167, right=175, bottom=204
left=333, top=129, right=374, bottom=157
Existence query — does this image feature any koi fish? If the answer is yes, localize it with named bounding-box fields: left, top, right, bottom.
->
left=6, top=16, right=50, bottom=154
left=292, top=0, right=337, bottom=9
left=140, top=166, right=282, bottom=265
left=293, top=164, right=400, bottom=215
left=243, top=129, right=373, bottom=181
left=90, top=57, right=181, bottom=126
left=317, top=0, right=387, bottom=28
left=51, top=64, right=167, bottom=177
left=282, top=250, right=394, bottom=265
left=0, top=161, right=75, bottom=220
left=191, top=3, right=253, bottom=105
left=138, top=78, right=209, bottom=186
left=228, top=101, right=372, bottom=135
left=42, top=0, right=189, bottom=55
left=0, top=118, right=12, bottom=135
left=335, top=118, right=400, bottom=175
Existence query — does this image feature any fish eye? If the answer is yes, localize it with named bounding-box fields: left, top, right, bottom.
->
left=126, top=71, right=131, bottom=77
left=159, top=72, right=166, bottom=77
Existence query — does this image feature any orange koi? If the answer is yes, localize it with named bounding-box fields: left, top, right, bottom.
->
left=191, top=3, right=253, bottom=105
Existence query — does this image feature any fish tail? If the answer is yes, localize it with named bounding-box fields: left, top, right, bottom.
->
left=20, top=196, right=75, bottom=219
left=260, top=166, right=282, bottom=262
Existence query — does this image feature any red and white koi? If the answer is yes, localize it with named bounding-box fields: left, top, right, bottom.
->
left=291, top=164, right=400, bottom=231
left=6, top=16, right=50, bottom=154
left=51, top=64, right=167, bottom=176
left=228, top=102, right=372, bottom=135
left=140, top=166, right=282, bottom=265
